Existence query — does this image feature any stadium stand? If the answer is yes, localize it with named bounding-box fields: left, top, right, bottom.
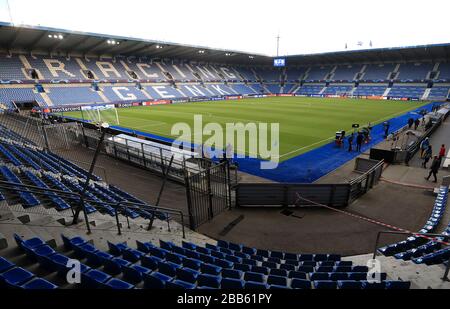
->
left=296, top=84, right=324, bottom=95
left=0, top=234, right=412, bottom=289
left=353, top=84, right=387, bottom=96
left=332, top=65, right=363, bottom=81
left=362, top=63, right=396, bottom=81
left=305, top=66, right=332, bottom=81
left=1, top=53, right=450, bottom=106
left=379, top=186, right=449, bottom=265
left=397, top=62, right=434, bottom=81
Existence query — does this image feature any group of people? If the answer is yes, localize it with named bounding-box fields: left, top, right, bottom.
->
left=346, top=129, right=369, bottom=152
left=407, top=117, right=422, bottom=131
left=420, top=138, right=446, bottom=183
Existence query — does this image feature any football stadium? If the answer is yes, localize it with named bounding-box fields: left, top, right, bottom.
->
left=0, top=0, right=449, bottom=300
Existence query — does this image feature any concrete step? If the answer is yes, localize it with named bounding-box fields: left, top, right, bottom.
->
left=376, top=255, right=450, bottom=289
left=0, top=205, right=15, bottom=221
left=26, top=215, right=55, bottom=227
left=0, top=232, right=7, bottom=249
left=92, top=221, right=115, bottom=230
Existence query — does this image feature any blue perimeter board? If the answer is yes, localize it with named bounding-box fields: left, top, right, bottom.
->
left=84, top=101, right=438, bottom=183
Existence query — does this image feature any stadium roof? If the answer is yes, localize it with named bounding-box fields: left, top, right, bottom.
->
left=1, top=22, right=449, bottom=66
left=0, top=22, right=270, bottom=64
left=285, top=43, right=450, bottom=65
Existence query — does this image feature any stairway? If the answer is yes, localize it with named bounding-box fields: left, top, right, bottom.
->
left=383, top=87, right=391, bottom=97
left=38, top=92, right=54, bottom=107
left=422, top=88, right=431, bottom=100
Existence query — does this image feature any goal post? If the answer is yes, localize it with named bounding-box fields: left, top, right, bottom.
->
left=81, top=104, right=120, bottom=126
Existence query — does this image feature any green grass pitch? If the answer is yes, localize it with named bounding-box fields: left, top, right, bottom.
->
left=64, top=97, right=427, bottom=161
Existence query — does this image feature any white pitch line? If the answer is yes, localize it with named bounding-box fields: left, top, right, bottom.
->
left=277, top=103, right=425, bottom=159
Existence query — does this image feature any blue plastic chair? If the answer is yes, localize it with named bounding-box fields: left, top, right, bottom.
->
left=81, top=269, right=112, bottom=288
left=21, top=278, right=58, bottom=289
left=197, top=273, right=221, bottom=288
left=337, top=280, right=363, bottom=289
left=314, top=280, right=337, bottom=289
left=102, top=278, right=134, bottom=289
left=291, top=278, right=312, bottom=289
left=0, top=267, right=35, bottom=287
left=143, top=271, right=172, bottom=289
left=221, top=277, right=245, bottom=289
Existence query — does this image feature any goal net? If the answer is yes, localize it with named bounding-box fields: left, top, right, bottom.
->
left=80, top=104, right=120, bottom=126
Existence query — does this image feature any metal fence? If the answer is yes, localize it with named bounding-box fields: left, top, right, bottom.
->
left=236, top=159, right=384, bottom=208
left=184, top=160, right=232, bottom=230
left=349, top=159, right=384, bottom=201
left=236, top=183, right=351, bottom=208
left=0, top=180, right=186, bottom=238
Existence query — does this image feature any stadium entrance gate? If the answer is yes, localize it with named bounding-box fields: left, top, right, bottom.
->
left=184, top=160, right=232, bottom=230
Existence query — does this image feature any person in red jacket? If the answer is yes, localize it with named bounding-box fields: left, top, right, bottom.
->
left=438, top=144, right=446, bottom=165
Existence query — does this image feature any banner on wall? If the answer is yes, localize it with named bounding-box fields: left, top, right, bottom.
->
left=278, top=94, right=294, bottom=97
left=50, top=106, right=81, bottom=113
left=81, top=104, right=115, bottom=111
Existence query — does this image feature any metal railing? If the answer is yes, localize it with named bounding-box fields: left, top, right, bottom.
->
left=0, top=180, right=186, bottom=238
left=372, top=230, right=450, bottom=281
left=349, top=159, right=384, bottom=201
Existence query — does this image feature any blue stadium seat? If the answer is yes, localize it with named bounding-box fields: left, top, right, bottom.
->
left=158, top=261, right=181, bottom=277
left=0, top=257, right=15, bottom=273
left=221, top=277, right=245, bottom=289
left=122, top=248, right=144, bottom=263
left=385, top=281, right=411, bottom=289
left=314, top=280, right=338, bottom=289
left=166, top=280, right=196, bottom=289
left=270, top=269, right=288, bottom=277
left=141, top=255, right=162, bottom=271
left=102, top=278, right=135, bottom=289
left=0, top=267, right=35, bottom=287
left=337, top=280, right=363, bottom=289
left=61, top=234, right=87, bottom=250
left=143, top=272, right=172, bottom=289
left=244, top=281, right=268, bottom=289
left=176, top=268, right=200, bottom=284
left=200, top=263, right=222, bottom=276
left=122, top=264, right=151, bottom=284
left=103, top=258, right=131, bottom=276
left=81, top=269, right=112, bottom=288
left=291, top=278, right=312, bottom=289
left=221, top=268, right=242, bottom=279
left=267, top=275, right=288, bottom=287
left=20, top=278, right=58, bottom=289
left=198, top=273, right=221, bottom=288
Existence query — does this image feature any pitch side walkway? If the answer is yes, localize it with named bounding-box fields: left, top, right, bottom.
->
left=233, top=102, right=436, bottom=182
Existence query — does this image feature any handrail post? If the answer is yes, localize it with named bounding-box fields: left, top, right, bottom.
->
left=372, top=231, right=382, bottom=260
left=125, top=205, right=130, bottom=229
left=80, top=196, right=91, bottom=234
left=442, top=257, right=450, bottom=281
left=114, top=204, right=122, bottom=235
left=180, top=212, right=186, bottom=239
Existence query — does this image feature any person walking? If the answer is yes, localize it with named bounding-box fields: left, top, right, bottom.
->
left=420, top=137, right=430, bottom=158
left=348, top=133, right=354, bottom=152
left=356, top=132, right=364, bottom=152
left=425, top=156, right=440, bottom=183
left=439, top=144, right=446, bottom=165
left=383, top=121, right=390, bottom=138
left=422, top=145, right=432, bottom=168
left=414, top=118, right=420, bottom=130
